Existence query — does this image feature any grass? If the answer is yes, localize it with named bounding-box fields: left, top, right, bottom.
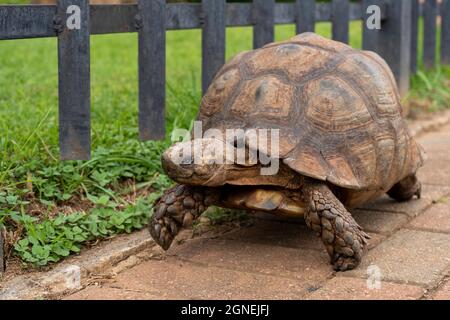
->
left=407, top=19, right=450, bottom=114
left=0, top=21, right=449, bottom=267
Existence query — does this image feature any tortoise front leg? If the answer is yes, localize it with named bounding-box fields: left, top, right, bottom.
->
left=149, top=185, right=219, bottom=250
left=302, top=181, right=370, bottom=271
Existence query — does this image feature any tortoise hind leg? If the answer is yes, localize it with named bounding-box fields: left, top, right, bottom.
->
left=149, top=185, right=219, bottom=250
left=302, top=180, right=370, bottom=271
left=387, top=174, right=421, bottom=202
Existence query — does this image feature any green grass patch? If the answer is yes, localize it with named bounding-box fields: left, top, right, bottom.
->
left=406, top=19, right=450, bottom=114
left=14, top=194, right=161, bottom=266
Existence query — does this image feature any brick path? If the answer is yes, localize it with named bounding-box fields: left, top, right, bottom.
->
left=65, top=124, right=450, bottom=300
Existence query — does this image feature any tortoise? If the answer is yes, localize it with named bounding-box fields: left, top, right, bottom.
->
left=149, top=33, right=425, bottom=271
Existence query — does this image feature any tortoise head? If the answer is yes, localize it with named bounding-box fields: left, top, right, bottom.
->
left=162, top=137, right=265, bottom=186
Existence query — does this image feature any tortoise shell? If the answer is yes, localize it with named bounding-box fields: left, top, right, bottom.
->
left=197, top=33, right=425, bottom=192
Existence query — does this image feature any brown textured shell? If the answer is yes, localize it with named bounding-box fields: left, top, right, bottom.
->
left=197, top=33, right=425, bottom=191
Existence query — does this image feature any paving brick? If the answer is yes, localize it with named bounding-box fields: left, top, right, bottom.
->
left=365, top=233, right=386, bottom=250
left=305, top=277, right=424, bottom=300
left=417, top=125, right=450, bottom=153
left=99, top=258, right=310, bottom=299
left=253, top=212, right=306, bottom=224
left=408, top=112, right=450, bottom=138
left=418, top=144, right=450, bottom=161
left=170, top=238, right=333, bottom=283
left=359, top=184, right=450, bottom=217
left=345, top=229, right=450, bottom=286
left=408, top=202, right=450, bottom=233
left=64, top=285, right=157, bottom=300
left=429, top=279, right=450, bottom=300
left=223, top=218, right=324, bottom=251
left=352, top=209, right=408, bottom=234
left=417, top=160, right=450, bottom=186
left=415, top=130, right=450, bottom=186
left=222, top=218, right=384, bottom=251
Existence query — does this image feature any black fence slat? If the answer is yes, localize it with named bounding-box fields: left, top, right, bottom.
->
left=137, top=0, right=166, bottom=141
left=410, top=0, right=419, bottom=73
left=253, top=0, right=275, bottom=49
left=296, top=0, right=315, bottom=33
left=362, top=0, right=412, bottom=96
left=441, top=0, right=450, bottom=65
left=201, top=0, right=226, bottom=94
left=57, top=0, right=91, bottom=160
left=332, top=0, right=349, bottom=44
left=349, top=2, right=364, bottom=20
left=423, top=0, right=437, bottom=69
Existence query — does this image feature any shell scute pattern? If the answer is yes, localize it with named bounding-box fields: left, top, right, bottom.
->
left=302, top=76, right=373, bottom=132
left=245, top=43, right=333, bottom=82
left=336, top=52, right=401, bottom=118
left=230, top=76, right=294, bottom=120
left=200, top=68, right=241, bottom=117
left=197, top=33, right=425, bottom=191
left=269, top=32, right=352, bottom=53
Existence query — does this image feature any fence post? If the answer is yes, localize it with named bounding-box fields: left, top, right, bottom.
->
left=295, top=0, right=316, bottom=34
left=423, top=0, right=437, bottom=69
left=137, top=0, right=166, bottom=141
left=332, top=0, right=349, bottom=44
left=362, top=0, right=411, bottom=96
left=201, top=0, right=226, bottom=94
left=410, top=0, right=419, bottom=73
left=441, top=0, right=450, bottom=65
left=56, top=0, right=91, bottom=160
left=253, top=0, right=275, bottom=49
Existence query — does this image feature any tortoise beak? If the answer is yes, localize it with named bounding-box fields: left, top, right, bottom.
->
left=161, top=149, right=193, bottom=180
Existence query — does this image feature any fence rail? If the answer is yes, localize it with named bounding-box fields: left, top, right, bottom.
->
left=0, top=2, right=386, bottom=40
left=0, top=0, right=449, bottom=160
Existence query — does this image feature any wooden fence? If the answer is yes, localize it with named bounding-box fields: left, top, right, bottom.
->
left=0, top=0, right=449, bottom=160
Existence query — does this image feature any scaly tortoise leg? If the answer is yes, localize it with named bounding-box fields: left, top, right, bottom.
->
left=149, top=185, right=219, bottom=250
left=387, top=174, right=421, bottom=202
left=303, top=181, right=370, bottom=271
